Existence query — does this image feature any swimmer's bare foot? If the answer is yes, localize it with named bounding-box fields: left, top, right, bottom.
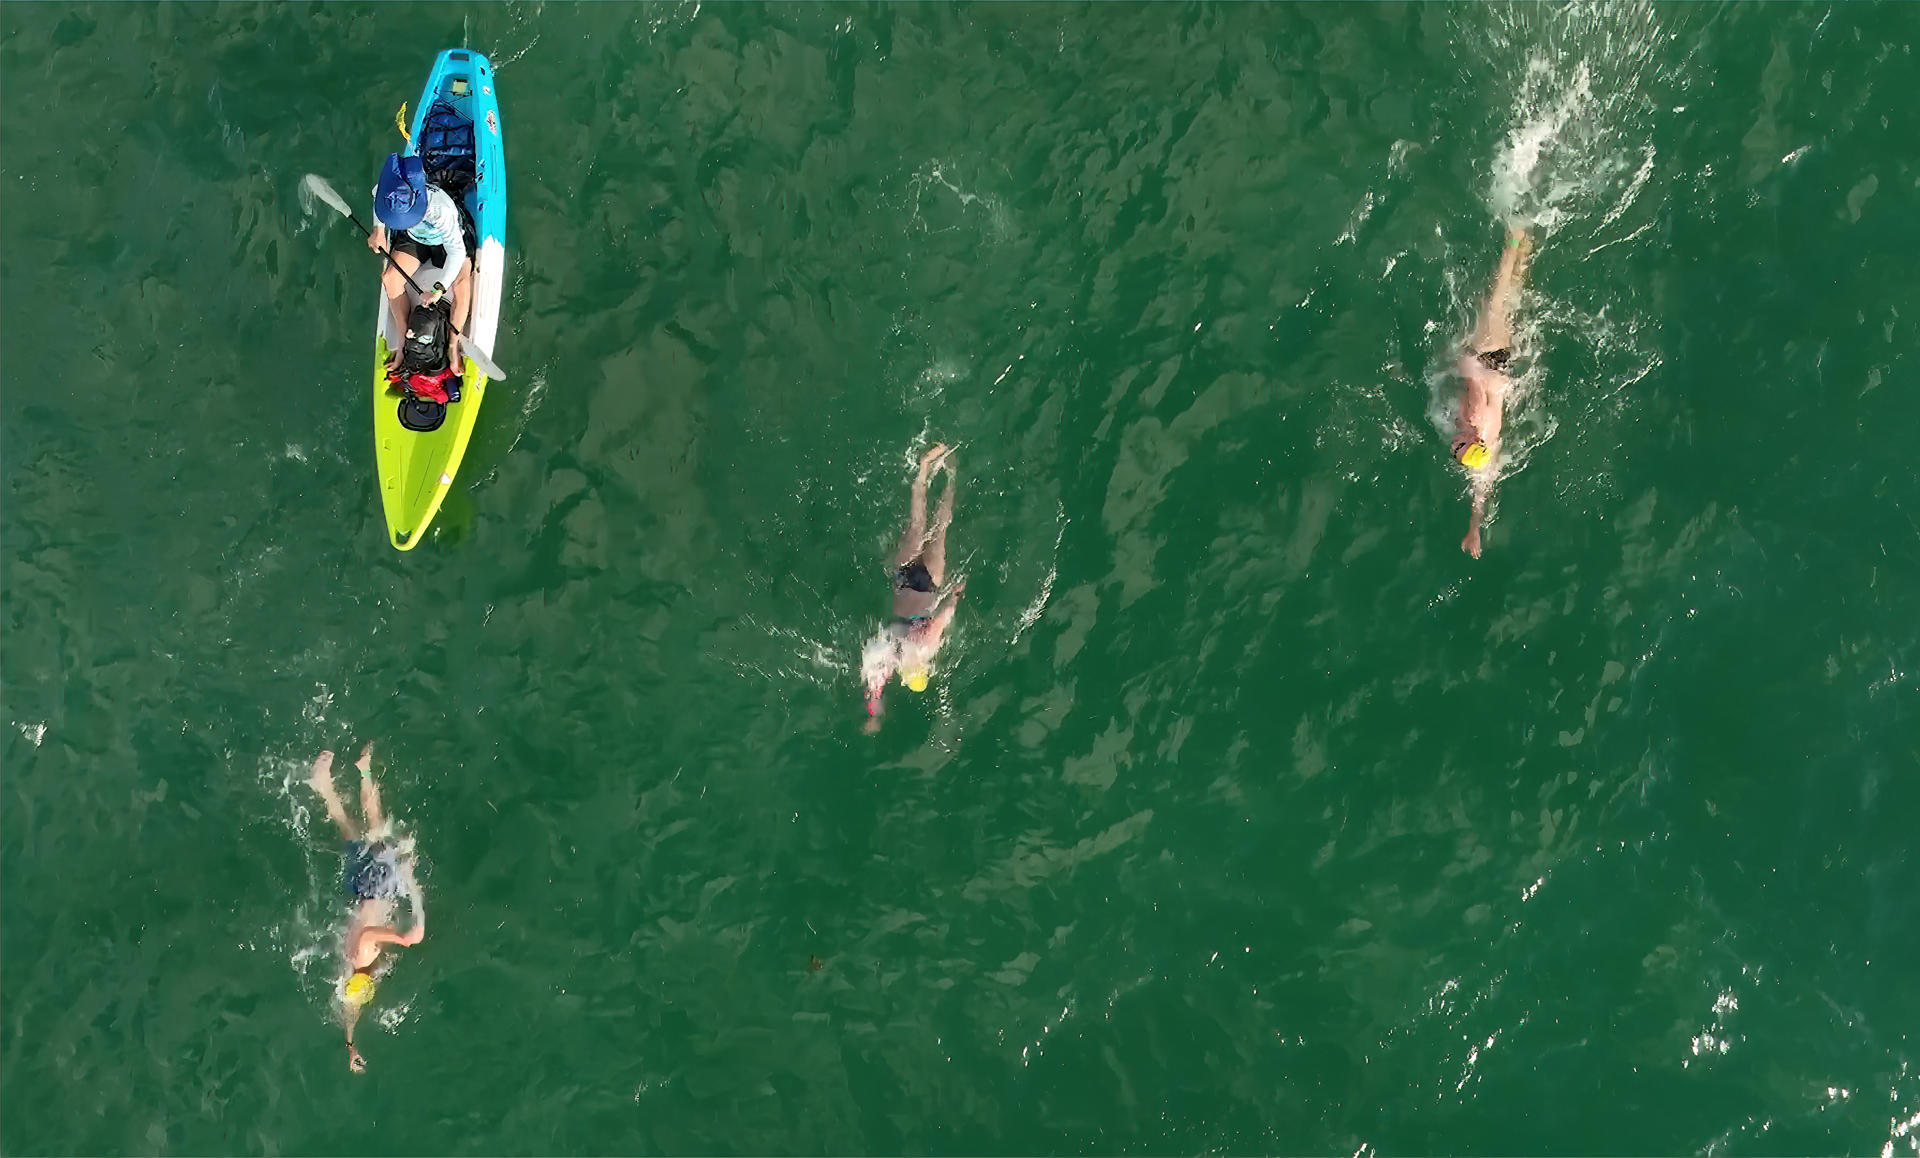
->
left=1505, top=222, right=1533, bottom=261
left=356, top=743, right=374, bottom=774
left=1462, top=528, right=1483, bottom=559
left=919, top=443, right=951, bottom=478
left=308, top=751, right=335, bottom=791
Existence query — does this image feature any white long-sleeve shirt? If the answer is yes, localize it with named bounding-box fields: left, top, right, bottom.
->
left=404, top=186, right=468, bottom=282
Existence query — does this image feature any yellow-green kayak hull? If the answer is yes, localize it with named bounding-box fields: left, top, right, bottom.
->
left=373, top=338, right=487, bottom=552
left=371, top=48, right=507, bottom=551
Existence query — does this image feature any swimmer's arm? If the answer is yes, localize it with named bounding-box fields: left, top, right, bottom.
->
left=918, top=579, right=968, bottom=644
left=1463, top=478, right=1488, bottom=559
left=352, top=925, right=424, bottom=955
left=342, top=1002, right=367, bottom=1071
left=918, top=599, right=961, bottom=651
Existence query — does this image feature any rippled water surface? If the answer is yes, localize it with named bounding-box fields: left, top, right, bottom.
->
left=6, top=3, right=1920, bottom=1153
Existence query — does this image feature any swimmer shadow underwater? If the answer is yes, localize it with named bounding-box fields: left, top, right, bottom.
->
left=305, top=744, right=426, bottom=1073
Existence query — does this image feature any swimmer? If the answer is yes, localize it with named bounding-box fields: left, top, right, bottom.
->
left=862, top=443, right=965, bottom=731
left=305, top=744, right=425, bottom=1073
left=1451, top=222, right=1532, bottom=558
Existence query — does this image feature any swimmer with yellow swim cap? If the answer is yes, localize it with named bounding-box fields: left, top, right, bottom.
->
left=1453, top=440, right=1492, bottom=471
left=862, top=442, right=966, bottom=731
left=306, top=745, right=427, bottom=1073
left=343, top=969, right=376, bottom=1006
left=1451, top=222, right=1532, bottom=559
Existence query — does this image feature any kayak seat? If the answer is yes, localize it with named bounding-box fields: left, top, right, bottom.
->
left=419, top=97, right=479, bottom=249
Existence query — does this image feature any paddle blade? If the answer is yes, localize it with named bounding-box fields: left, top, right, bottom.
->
left=461, top=340, right=505, bottom=382
left=300, top=173, right=353, bottom=219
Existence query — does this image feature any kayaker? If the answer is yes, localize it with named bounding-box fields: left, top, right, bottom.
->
left=1451, top=222, right=1532, bottom=558
left=368, top=152, right=473, bottom=378
left=305, top=744, right=426, bottom=1074
left=862, top=443, right=965, bottom=731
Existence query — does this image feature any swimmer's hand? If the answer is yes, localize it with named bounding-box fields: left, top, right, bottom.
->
left=402, top=924, right=425, bottom=947
left=347, top=1042, right=367, bottom=1073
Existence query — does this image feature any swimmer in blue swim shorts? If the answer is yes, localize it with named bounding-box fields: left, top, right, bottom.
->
left=306, top=744, right=425, bottom=1072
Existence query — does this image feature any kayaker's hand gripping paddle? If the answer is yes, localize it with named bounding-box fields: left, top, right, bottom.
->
left=300, top=173, right=505, bottom=382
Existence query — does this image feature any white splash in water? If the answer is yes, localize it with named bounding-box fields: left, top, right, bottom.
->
left=906, top=160, right=1014, bottom=241
left=375, top=999, right=414, bottom=1031
left=1470, top=0, right=1690, bottom=241
left=15, top=721, right=46, bottom=746
left=490, top=0, right=544, bottom=68
left=300, top=686, right=334, bottom=728
left=504, top=368, right=549, bottom=458
left=643, top=0, right=701, bottom=43
left=1335, top=190, right=1378, bottom=246
left=1012, top=505, right=1068, bottom=645
left=1684, top=986, right=1743, bottom=1067
left=1489, top=58, right=1595, bottom=231
left=912, top=355, right=969, bottom=403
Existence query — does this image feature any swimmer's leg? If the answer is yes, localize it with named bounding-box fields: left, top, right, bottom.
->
left=356, top=744, right=388, bottom=839
left=922, top=465, right=957, bottom=587
left=1470, top=225, right=1532, bottom=356
left=893, top=444, right=948, bottom=567
left=306, top=752, right=360, bottom=841
left=891, top=492, right=927, bottom=570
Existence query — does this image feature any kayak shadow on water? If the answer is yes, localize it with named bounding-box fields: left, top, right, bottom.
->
left=410, top=360, right=549, bottom=550
left=423, top=489, right=479, bottom=549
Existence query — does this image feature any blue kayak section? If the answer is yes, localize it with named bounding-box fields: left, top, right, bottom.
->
left=407, top=48, right=506, bottom=252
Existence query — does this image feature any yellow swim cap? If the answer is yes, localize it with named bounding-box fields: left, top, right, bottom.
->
left=343, top=972, right=375, bottom=1006
left=903, top=668, right=930, bottom=693
left=1458, top=441, right=1491, bottom=470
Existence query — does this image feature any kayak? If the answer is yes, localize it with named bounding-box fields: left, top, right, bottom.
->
left=373, top=49, right=507, bottom=551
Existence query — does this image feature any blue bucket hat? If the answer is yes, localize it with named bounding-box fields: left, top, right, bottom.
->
left=374, top=152, right=427, bottom=231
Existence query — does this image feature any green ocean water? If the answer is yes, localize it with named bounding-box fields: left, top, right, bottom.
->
left=6, top=2, right=1920, bottom=1153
